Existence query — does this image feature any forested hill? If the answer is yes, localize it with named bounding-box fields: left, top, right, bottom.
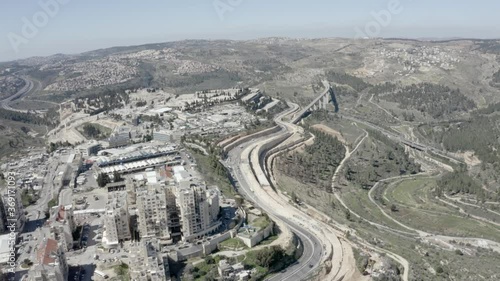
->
left=382, top=83, right=476, bottom=119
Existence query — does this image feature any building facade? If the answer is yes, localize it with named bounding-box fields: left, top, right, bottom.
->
left=136, top=185, right=171, bottom=241
left=102, top=192, right=131, bottom=248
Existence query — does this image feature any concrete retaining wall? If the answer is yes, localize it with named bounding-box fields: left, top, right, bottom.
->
left=222, top=125, right=281, bottom=153
left=249, top=132, right=291, bottom=186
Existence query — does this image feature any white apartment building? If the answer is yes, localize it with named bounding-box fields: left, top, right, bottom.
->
left=176, top=182, right=214, bottom=241
left=136, top=185, right=171, bottom=241
left=102, top=192, right=131, bottom=248
left=207, top=189, right=220, bottom=223
left=75, top=141, right=101, bottom=156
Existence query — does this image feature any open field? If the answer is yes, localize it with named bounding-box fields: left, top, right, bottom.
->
left=384, top=178, right=500, bottom=242
left=9, top=99, right=58, bottom=111
left=340, top=185, right=415, bottom=233
left=76, top=122, right=113, bottom=140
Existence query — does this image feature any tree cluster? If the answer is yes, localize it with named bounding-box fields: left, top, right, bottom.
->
left=254, top=246, right=286, bottom=268
left=369, top=82, right=398, bottom=94
left=382, top=83, right=476, bottom=119
left=82, top=123, right=103, bottom=139
left=325, top=71, right=371, bottom=92
left=436, top=171, right=486, bottom=201
left=278, top=129, right=346, bottom=192
left=345, top=130, right=420, bottom=189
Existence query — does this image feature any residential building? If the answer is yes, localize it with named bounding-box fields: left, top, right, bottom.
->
left=27, top=238, right=68, bottom=281
left=102, top=192, right=131, bottom=248
left=175, top=182, right=220, bottom=241
left=207, top=189, right=220, bottom=223
left=129, top=239, right=170, bottom=281
left=45, top=205, right=75, bottom=252
left=136, top=185, right=171, bottom=241
left=108, top=126, right=132, bottom=148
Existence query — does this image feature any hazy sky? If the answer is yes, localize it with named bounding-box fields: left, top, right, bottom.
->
left=1, top=0, right=499, bottom=61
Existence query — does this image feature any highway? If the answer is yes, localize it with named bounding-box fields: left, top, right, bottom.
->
left=226, top=144, right=324, bottom=281
left=224, top=101, right=336, bottom=280
left=0, top=75, right=42, bottom=113
left=292, top=80, right=332, bottom=124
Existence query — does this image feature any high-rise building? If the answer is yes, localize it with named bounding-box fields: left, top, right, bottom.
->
left=176, top=182, right=212, bottom=241
left=133, top=166, right=220, bottom=243
left=206, top=189, right=220, bottom=224
left=136, top=185, right=171, bottom=241
left=102, top=192, right=131, bottom=248
left=129, top=239, right=170, bottom=281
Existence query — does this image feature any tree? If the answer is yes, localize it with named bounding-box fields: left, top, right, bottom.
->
left=23, top=258, right=33, bottom=267
left=255, top=247, right=284, bottom=268
left=390, top=204, right=398, bottom=212
left=115, top=262, right=129, bottom=277
left=205, top=256, right=215, bottom=264
left=47, top=198, right=58, bottom=209
left=97, top=173, right=110, bottom=187
left=113, top=171, right=123, bottom=182
left=345, top=209, right=352, bottom=221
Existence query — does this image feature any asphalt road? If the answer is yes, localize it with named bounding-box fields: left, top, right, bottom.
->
left=0, top=76, right=41, bottom=113
left=226, top=120, right=324, bottom=281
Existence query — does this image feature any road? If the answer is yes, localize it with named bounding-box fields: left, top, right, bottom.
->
left=0, top=76, right=42, bottom=113
left=338, top=113, right=463, bottom=164
left=224, top=97, right=355, bottom=281
left=292, top=80, right=332, bottom=124
left=227, top=145, right=323, bottom=281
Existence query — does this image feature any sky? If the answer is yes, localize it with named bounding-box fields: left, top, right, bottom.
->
left=1, top=0, right=499, bottom=61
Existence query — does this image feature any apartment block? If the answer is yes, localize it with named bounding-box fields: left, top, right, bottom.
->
left=102, top=191, right=131, bottom=248
left=136, top=185, right=171, bottom=241
left=129, top=239, right=170, bottom=281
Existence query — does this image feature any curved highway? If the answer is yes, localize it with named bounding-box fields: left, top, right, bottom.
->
left=0, top=76, right=43, bottom=113
left=224, top=88, right=353, bottom=280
